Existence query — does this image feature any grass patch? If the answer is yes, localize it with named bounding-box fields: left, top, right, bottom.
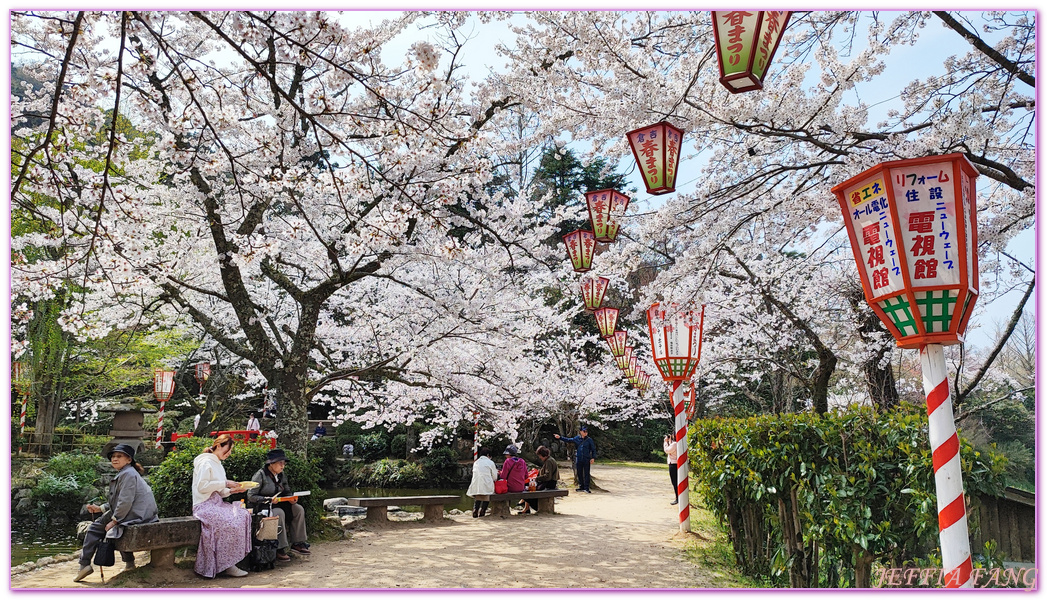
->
left=684, top=503, right=770, bottom=588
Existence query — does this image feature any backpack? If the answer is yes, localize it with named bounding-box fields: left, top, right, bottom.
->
left=247, top=540, right=278, bottom=571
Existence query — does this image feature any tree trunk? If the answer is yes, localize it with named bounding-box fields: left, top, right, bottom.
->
left=854, top=547, right=875, bottom=587
left=811, top=349, right=837, bottom=414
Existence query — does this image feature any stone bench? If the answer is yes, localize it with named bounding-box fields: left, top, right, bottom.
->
left=113, top=516, right=201, bottom=570
left=470, top=489, right=569, bottom=517
left=343, top=496, right=460, bottom=523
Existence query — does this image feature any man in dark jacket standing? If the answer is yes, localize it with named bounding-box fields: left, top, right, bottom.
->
left=555, top=426, right=596, bottom=493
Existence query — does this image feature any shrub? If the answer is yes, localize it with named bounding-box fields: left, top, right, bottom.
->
left=690, top=403, right=1006, bottom=587
left=420, top=446, right=462, bottom=486
left=45, top=452, right=103, bottom=486
left=30, top=474, right=85, bottom=521
left=356, top=432, right=388, bottom=462
left=308, top=437, right=339, bottom=486
left=390, top=433, right=407, bottom=459
left=149, top=436, right=325, bottom=538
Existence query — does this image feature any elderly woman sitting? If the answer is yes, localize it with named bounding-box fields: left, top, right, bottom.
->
left=246, top=449, right=310, bottom=560
left=74, top=444, right=158, bottom=583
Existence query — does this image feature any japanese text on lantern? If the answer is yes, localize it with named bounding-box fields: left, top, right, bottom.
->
left=665, top=129, right=680, bottom=187
left=634, top=129, right=663, bottom=185
left=754, top=11, right=784, bottom=73
left=889, top=163, right=960, bottom=287
left=845, top=176, right=904, bottom=296
left=720, top=11, right=754, bottom=68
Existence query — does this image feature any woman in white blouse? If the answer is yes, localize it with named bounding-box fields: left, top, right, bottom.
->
left=192, top=434, right=253, bottom=578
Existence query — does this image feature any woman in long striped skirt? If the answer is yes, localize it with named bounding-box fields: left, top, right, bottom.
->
left=191, top=434, right=252, bottom=578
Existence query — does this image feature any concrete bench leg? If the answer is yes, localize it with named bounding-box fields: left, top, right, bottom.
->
left=537, top=497, right=556, bottom=514
left=149, top=548, right=176, bottom=569
left=489, top=501, right=511, bottom=518
left=366, top=506, right=388, bottom=522
left=423, top=504, right=444, bottom=522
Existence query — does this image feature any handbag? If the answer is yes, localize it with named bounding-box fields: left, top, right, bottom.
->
left=93, top=539, right=116, bottom=567
left=255, top=514, right=280, bottom=541
left=494, top=480, right=508, bottom=494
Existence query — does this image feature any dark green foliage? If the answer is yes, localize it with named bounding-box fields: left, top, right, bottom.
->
left=420, top=447, right=463, bottom=486
left=308, top=437, right=340, bottom=486
left=149, top=437, right=325, bottom=538
left=44, top=451, right=104, bottom=486
left=691, top=404, right=1006, bottom=587
left=591, top=420, right=667, bottom=462
left=390, top=433, right=408, bottom=459
left=27, top=451, right=104, bottom=524
left=355, top=432, right=389, bottom=462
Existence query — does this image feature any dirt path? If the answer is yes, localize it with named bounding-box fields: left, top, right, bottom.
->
left=12, top=464, right=718, bottom=589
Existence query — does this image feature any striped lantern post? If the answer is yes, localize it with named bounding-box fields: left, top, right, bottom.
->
left=153, top=369, right=176, bottom=448
left=647, top=303, right=706, bottom=533
left=833, top=154, right=979, bottom=588
left=473, top=411, right=480, bottom=461
left=13, top=361, right=30, bottom=451
left=921, top=344, right=972, bottom=587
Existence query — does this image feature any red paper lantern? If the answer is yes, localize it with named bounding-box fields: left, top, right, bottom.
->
left=615, top=346, right=634, bottom=371
left=647, top=303, right=706, bottom=381
left=154, top=369, right=176, bottom=402
left=711, top=10, right=791, bottom=94
left=585, top=189, right=631, bottom=243
left=594, top=307, right=619, bottom=338
left=626, top=122, right=684, bottom=195
left=606, top=330, right=628, bottom=357
left=581, top=276, right=610, bottom=311
left=831, top=153, right=979, bottom=349
left=563, top=229, right=597, bottom=273
left=195, top=362, right=211, bottom=385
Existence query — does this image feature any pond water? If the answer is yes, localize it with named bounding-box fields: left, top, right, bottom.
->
left=11, top=522, right=81, bottom=566
left=10, top=487, right=474, bottom=565
left=326, top=486, right=474, bottom=512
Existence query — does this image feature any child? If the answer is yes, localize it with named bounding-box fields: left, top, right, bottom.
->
left=466, top=447, right=499, bottom=517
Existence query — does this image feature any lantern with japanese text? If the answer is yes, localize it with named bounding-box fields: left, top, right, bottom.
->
left=615, top=346, right=633, bottom=371
left=580, top=276, right=610, bottom=311
left=594, top=307, right=619, bottom=338
left=646, top=302, right=706, bottom=533
left=626, top=122, right=684, bottom=195
left=585, top=189, right=631, bottom=243
left=682, top=380, right=698, bottom=420
left=563, top=229, right=597, bottom=273
left=711, top=11, right=791, bottom=94
left=637, top=372, right=651, bottom=393
left=195, top=362, right=211, bottom=386
left=624, top=354, right=638, bottom=380
left=832, top=153, right=979, bottom=588
left=153, top=369, right=176, bottom=448
left=606, top=330, right=628, bottom=357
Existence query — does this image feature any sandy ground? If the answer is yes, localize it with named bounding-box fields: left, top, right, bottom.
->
left=11, top=464, right=717, bottom=589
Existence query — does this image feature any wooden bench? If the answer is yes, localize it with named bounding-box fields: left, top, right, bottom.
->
left=343, top=496, right=460, bottom=523
left=471, top=489, right=569, bottom=517
left=113, top=516, right=201, bottom=570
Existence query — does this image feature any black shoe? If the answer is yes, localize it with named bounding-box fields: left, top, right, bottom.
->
left=586, top=489, right=592, bottom=493
left=472, top=509, right=479, bottom=518
left=575, top=488, right=584, bottom=492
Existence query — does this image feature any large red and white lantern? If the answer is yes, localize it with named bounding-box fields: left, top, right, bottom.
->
left=154, top=369, right=176, bottom=448
left=585, top=189, right=631, bottom=243
left=626, top=122, right=684, bottom=195
left=711, top=11, right=791, bottom=94
left=581, top=276, right=610, bottom=312
left=832, top=153, right=979, bottom=588
left=646, top=302, right=706, bottom=533
left=594, top=307, right=619, bottom=338
left=647, top=304, right=706, bottom=381
left=831, top=153, right=979, bottom=349
left=563, top=229, right=597, bottom=273
left=606, top=330, right=628, bottom=357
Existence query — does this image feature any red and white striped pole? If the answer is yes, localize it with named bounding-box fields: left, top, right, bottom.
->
left=472, top=411, right=479, bottom=461
left=155, top=400, right=166, bottom=449
left=671, top=381, right=690, bottom=533
left=920, top=344, right=972, bottom=588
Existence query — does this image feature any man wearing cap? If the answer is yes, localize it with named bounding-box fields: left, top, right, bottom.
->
left=74, top=444, right=158, bottom=582
left=554, top=426, right=597, bottom=493
left=247, top=449, right=310, bottom=559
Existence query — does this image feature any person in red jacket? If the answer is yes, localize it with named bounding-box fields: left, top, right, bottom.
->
left=499, top=444, right=528, bottom=493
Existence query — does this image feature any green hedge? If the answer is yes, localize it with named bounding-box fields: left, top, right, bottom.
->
left=148, top=437, right=325, bottom=537
left=690, top=404, right=1005, bottom=587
